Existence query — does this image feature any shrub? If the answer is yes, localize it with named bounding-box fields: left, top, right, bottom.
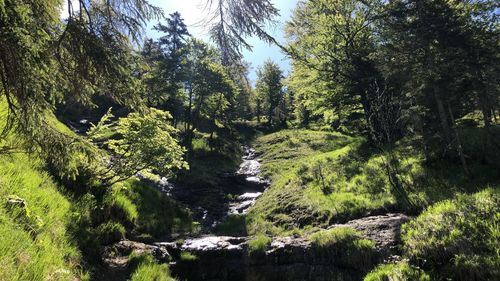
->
left=364, top=262, right=430, bottom=281
left=402, top=189, right=500, bottom=280
left=248, top=234, right=272, bottom=253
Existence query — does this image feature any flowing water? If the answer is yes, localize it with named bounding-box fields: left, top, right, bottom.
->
left=145, top=145, right=269, bottom=232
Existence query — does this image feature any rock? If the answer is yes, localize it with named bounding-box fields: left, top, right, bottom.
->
left=329, top=213, right=411, bottom=257
left=103, top=240, right=172, bottom=268
left=169, top=213, right=411, bottom=281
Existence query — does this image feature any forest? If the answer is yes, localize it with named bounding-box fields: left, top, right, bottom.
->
left=0, top=0, right=498, bottom=280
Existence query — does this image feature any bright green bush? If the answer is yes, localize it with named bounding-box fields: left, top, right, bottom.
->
left=402, top=189, right=500, bottom=280
left=248, top=234, right=272, bottom=253
left=364, top=262, right=430, bottom=281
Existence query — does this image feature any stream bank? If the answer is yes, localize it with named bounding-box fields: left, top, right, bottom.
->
left=104, top=145, right=411, bottom=281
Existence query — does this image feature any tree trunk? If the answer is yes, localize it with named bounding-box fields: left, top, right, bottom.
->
left=447, top=101, right=471, bottom=177
left=433, top=85, right=452, bottom=146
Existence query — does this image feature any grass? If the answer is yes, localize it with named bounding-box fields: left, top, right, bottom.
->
left=400, top=188, right=500, bottom=280
left=310, top=227, right=374, bottom=249
left=246, top=128, right=500, bottom=237
left=309, top=226, right=377, bottom=269
left=128, top=253, right=176, bottom=281
left=1, top=99, right=192, bottom=280
left=213, top=214, right=247, bottom=236
left=248, top=234, right=272, bottom=253
left=0, top=153, right=85, bottom=281
left=180, top=133, right=241, bottom=187
left=246, top=129, right=395, bottom=235
left=118, top=178, right=193, bottom=240
left=364, top=262, right=430, bottom=281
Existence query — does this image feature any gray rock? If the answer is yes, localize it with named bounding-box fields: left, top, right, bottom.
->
left=169, top=213, right=410, bottom=281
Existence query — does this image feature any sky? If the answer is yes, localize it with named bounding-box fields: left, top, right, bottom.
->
left=147, top=0, right=299, bottom=83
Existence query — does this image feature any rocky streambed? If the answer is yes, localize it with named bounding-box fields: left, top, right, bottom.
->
left=105, top=213, right=409, bottom=281
left=107, top=147, right=411, bottom=280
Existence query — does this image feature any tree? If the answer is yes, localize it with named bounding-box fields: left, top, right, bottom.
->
left=203, top=0, right=280, bottom=65
left=256, top=60, right=284, bottom=126
left=181, top=39, right=237, bottom=151
left=286, top=0, right=389, bottom=138
left=88, top=108, right=188, bottom=185
left=379, top=0, right=498, bottom=174
left=0, top=0, right=162, bottom=175
left=146, top=12, right=191, bottom=126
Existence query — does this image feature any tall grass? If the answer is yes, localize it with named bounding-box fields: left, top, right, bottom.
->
left=0, top=153, right=85, bottom=280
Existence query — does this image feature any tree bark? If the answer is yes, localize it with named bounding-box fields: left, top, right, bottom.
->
left=433, top=85, right=452, bottom=146
left=447, top=101, right=471, bottom=177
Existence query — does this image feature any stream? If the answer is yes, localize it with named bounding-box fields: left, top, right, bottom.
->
left=153, top=145, right=270, bottom=233
left=118, top=146, right=409, bottom=281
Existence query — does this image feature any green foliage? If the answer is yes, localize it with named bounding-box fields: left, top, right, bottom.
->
left=364, top=262, right=430, bottom=281
left=180, top=251, right=198, bottom=262
left=248, top=234, right=272, bottom=253
left=286, top=0, right=383, bottom=132
left=206, top=0, right=279, bottom=64
left=0, top=0, right=162, bottom=172
left=89, top=108, right=188, bottom=184
left=129, top=253, right=175, bottom=281
left=256, top=60, right=285, bottom=125
left=401, top=189, right=500, bottom=280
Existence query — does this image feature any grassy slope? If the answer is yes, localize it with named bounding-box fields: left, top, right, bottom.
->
left=247, top=129, right=394, bottom=235
left=247, top=128, right=499, bottom=236
left=0, top=100, right=186, bottom=280
left=365, top=189, right=499, bottom=281
left=0, top=102, right=84, bottom=280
